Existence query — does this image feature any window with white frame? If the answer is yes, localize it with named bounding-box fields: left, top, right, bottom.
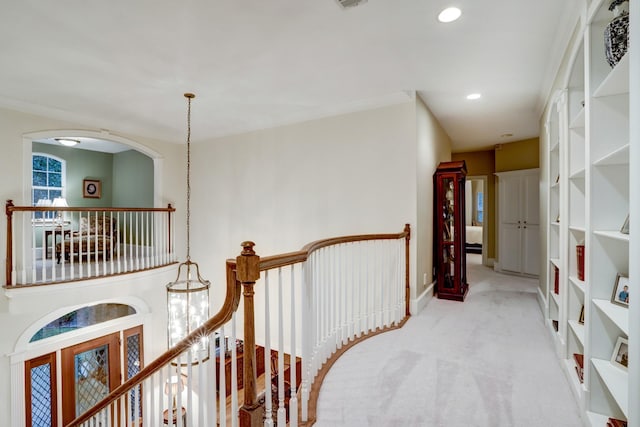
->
left=32, top=153, right=65, bottom=220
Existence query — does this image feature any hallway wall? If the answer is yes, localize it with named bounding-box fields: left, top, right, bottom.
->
left=190, top=99, right=451, bottom=309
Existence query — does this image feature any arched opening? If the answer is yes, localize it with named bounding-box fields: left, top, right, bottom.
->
left=24, top=131, right=161, bottom=209
left=12, top=298, right=149, bottom=427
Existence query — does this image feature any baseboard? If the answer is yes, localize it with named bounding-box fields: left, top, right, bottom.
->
left=411, top=281, right=435, bottom=315
left=537, top=287, right=547, bottom=316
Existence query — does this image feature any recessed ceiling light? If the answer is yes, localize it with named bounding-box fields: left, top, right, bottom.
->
left=466, top=93, right=481, bottom=100
left=55, top=138, right=80, bottom=147
left=438, top=7, right=462, bottom=23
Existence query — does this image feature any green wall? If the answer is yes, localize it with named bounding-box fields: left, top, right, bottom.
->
left=33, top=142, right=114, bottom=206
left=113, top=150, right=154, bottom=207
left=31, top=143, right=153, bottom=208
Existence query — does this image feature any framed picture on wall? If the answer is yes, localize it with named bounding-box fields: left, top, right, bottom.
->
left=83, top=179, right=101, bottom=199
left=620, top=214, right=629, bottom=234
left=578, top=305, right=585, bottom=324
left=610, top=274, right=629, bottom=307
left=610, top=336, right=628, bottom=371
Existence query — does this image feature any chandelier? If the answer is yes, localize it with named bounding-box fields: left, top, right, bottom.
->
left=166, top=93, right=210, bottom=364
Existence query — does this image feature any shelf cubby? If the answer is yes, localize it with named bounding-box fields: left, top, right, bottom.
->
left=543, top=0, right=634, bottom=423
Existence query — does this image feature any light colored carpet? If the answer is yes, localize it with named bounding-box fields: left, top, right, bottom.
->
left=314, top=254, right=583, bottom=427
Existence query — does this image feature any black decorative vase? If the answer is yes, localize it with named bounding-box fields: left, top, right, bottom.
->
left=604, top=0, right=630, bottom=68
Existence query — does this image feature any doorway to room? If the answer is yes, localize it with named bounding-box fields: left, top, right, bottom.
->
left=465, top=175, right=488, bottom=267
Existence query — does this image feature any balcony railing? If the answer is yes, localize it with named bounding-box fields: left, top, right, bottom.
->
left=67, top=224, right=410, bottom=427
left=5, top=200, right=176, bottom=286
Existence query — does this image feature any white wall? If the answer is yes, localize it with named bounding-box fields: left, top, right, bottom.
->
left=189, top=102, right=419, bottom=307
left=0, top=107, right=184, bottom=425
left=0, top=98, right=452, bottom=424
left=415, top=96, right=452, bottom=302
left=188, top=98, right=451, bottom=312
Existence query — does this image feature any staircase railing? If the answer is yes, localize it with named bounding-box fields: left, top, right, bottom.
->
left=5, top=200, right=176, bottom=286
left=66, top=224, right=410, bottom=427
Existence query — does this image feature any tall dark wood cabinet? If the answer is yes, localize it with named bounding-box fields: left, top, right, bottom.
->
left=433, top=160, right=468, bottom=301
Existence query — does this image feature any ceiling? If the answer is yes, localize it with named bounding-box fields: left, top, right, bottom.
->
left=0, top=1, right=578, bottom=153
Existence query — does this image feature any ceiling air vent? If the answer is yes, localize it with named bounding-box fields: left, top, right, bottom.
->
left=336, top=0, right=368, bottom=9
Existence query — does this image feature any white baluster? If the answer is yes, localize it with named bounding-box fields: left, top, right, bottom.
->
left=186, top=352, right=193, bottom=427
left=230, top=314, right=238, bottom=427
left=277, top=268, right=286, bottom=426
left=264, top=270, right=274, bottom=427
left=135, top=211, right=140, bottom=271
left=289, top=265, right=298, bottom=427
left=109, top=211, right=114, bottom=274
left=331, top=246, right=337, bottom=352
left=198, top=345, right=205, bottom=427
left=340, top=243, right=347, bottom=346
left=377, top=240, right=383, bottom=329
left=219, top=326, right=227, bottom=427
left=177, top=354, right=184, bottom=427
left=209, top=331, right=218, bottom=427
left=129, top=211, right=134, bottom=271
left=300, top=261, right=310, bottom=422
left=30, top=213, right=37, bottom=283
left=146, top=375, right=154, bottom=427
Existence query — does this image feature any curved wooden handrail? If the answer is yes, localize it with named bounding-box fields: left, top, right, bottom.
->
left=9, top=205, right=176, bottom=213
left=66, top=259, right=242, bottom=427
left=67, top=224, right=411, bottom=426
left=258, top=225, right=410, bottom=271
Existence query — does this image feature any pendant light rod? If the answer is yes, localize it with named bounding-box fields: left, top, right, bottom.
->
left=185, top=92, right=195, bottom=261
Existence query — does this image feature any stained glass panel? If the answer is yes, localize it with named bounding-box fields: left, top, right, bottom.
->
left=30, top=363, right=52, bottom=427
left=127, top=334, right=142, bottom=419
left=75, top=345, right=110, bottom=417
left=31, top=304, right=136, bottom=342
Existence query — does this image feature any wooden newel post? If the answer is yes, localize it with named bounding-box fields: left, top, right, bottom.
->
left=6, top=200, right=14, bottom=287
left=237, top=241, right=264, bottom=427
left=404, top=223, right=411, bottom=317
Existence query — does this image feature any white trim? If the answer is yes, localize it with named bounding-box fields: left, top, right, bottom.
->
left=537, top=287, right=548, bottom=316
left=23, top=129, right=163, bottom=160
left=21, top=129, right=166, bottom=208
left=10, top=296, right=152, bottom=427
left=11, top=296, right=150, bottom=362
left=411, top=281, right=434, bottom=315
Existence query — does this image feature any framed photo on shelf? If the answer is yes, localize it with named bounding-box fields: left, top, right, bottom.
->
left=83, top=179, right=101, bottom=199
left=610, top=336, right=628, bottom=370
left=611, top=274, right=629, bottom=307
left=578, top=305, right=584, bottom=324
left=620, top=214, right=629, bottom=234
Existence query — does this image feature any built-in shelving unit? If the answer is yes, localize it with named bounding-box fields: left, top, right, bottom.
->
left=543, top=0, right=636, bottom=425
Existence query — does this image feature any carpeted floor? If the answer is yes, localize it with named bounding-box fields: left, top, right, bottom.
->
left=314, top=254, right=583, bottom=427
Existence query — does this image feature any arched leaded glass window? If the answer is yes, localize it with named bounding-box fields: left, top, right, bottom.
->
left=30, top=303, right=136, bottom=342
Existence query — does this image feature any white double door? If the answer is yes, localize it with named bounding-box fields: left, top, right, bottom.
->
left=497, top=169, right=540, bottom=276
